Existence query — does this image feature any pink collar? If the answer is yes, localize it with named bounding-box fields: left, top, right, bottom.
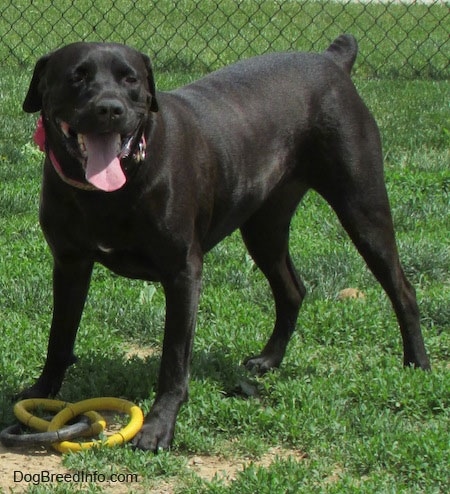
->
left=34, top=116, right=97, bottom=190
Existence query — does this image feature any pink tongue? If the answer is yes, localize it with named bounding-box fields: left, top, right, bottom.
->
left=83, top=133, right=126, bottom=192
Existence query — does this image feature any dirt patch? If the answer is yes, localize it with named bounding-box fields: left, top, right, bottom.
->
left=0, top=442, right=306, bottom=493
left=0, top=442, right=146, bottom=493
left=124, top=344, right=159, bottom=361
left=186, top=446, right=307, bottom=483
left=1, top=443, right=68, bottom=493
left=337, top=287, right=366, bottom=300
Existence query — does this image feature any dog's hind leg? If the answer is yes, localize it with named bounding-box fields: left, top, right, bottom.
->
left=240, top=182, right=307, bottom=374
left=311, top=140, right=430, bottom=369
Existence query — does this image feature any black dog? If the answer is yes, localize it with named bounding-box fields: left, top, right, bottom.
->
left=20, top=35, right=430, bottom=451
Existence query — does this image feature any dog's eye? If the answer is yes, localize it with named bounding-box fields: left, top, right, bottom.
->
left=69, top=70, right=87, bottom=85
left=124, top=75, right=138, bottom=84
left=71, top=75, right=84, bottom=84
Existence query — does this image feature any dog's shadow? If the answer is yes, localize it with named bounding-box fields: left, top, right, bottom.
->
left=57, top=346, right=257, bottom=404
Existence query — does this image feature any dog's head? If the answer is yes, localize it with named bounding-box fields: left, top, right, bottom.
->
left=23, top=42, right=158, bottom=192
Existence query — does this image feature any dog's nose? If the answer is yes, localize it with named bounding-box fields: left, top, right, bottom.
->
left=95, top=98, right=125, bottom=120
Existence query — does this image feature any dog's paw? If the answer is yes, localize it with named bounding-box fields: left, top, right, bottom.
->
left=13, top=384, right=50, bottom=402
left=13, top=373, right=65, bottom=402
left=244, top=354, right=281, bottom=375
left=131, top=420, right=174, bottom=452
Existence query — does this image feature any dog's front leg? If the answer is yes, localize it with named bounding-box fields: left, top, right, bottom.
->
left=18, top=257, right=94, bottom=398
left=133, top=254, right=203, bottom=451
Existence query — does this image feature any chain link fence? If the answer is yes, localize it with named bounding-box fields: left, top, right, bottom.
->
left=1, top=1, right=448, bottom=78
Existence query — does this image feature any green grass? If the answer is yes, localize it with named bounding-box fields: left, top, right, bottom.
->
left=1, top=5, right=450, bottom=493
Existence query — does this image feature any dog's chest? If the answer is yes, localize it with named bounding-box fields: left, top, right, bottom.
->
left=93, top=243, right=162, bottom=281
left=45, top=198, right=164, bottom=280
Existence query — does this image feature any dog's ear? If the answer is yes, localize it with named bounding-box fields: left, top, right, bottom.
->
left=141, top=53, right=158, bottom=112
left=23, top=53, right=51, bottom=113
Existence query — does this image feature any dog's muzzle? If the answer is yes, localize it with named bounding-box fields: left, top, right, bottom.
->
left=34, top=116, right=146, bottom=192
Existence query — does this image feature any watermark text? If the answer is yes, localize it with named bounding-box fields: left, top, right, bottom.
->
left=13, top=469, right=139, bottom=486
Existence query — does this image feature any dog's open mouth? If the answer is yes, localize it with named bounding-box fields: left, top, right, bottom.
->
left=59, top=120, right=145, bottom=192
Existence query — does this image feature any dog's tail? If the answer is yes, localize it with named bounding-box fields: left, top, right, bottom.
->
left=324, top=34, right=358, bottom=74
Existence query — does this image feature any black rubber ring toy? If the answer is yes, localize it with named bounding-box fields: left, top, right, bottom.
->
left=0, top=415, right=91, bottom=447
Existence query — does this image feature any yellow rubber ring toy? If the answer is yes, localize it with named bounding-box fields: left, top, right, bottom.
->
left=13, top=398, right=105, bottom=437
left=47, top=397, right=144, bottom=453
